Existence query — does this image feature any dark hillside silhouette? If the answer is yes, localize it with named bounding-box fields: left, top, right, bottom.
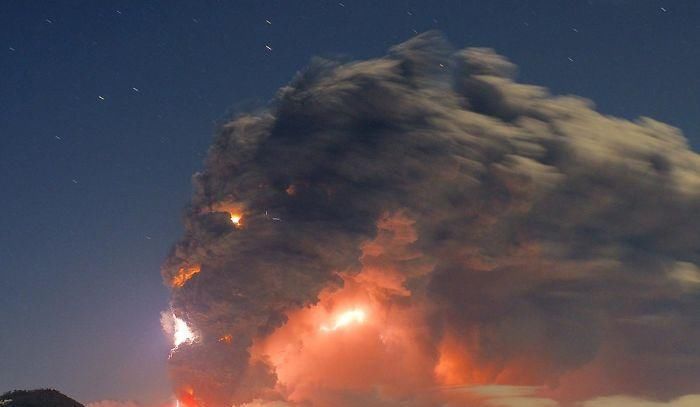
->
left=0, top=389, right=84, bottom=407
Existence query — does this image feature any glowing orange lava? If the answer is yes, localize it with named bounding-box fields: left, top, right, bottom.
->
left=171, top=265, right=201, bottom=288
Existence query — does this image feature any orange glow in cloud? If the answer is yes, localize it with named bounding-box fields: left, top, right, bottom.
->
left=229, top=213, right=242, bottom=226
left=435, top=331, right=492, bottom=386
left=210, top=202, right=244, bottom=228
left=245, top=212, right=551, bottom=405
left=320, top=309, right=366, bottom=332
left=175, top=387, right=199, bottom=407
left=250, top=212, right=444, bottom=403
left=252, top=273, right=438, bottom=403
left=171, top=265, right=200, bottom=288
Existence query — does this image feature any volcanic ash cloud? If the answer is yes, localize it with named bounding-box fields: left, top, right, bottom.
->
left=161, top=32, right=700, bottom=407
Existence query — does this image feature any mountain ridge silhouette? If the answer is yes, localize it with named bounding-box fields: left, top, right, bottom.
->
left=0, top=389, right=84, bottom=407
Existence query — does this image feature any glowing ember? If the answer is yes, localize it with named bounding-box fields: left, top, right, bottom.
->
left=173, top=314, right=196, bottom=348
left=230, top=213, right=242, bottom=226
left=171, top=265, right=201, bottom=288
left=320, top=309, right=366, bottom=332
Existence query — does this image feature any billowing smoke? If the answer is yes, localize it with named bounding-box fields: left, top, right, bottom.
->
left=162, top=32, right=700, bottom=407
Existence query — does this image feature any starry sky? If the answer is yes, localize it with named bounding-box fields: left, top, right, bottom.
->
left=1, top=1, right=698, bottom=405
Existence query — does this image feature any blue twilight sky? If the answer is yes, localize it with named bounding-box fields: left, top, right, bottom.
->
left=1, top=0, right=698, bottom=404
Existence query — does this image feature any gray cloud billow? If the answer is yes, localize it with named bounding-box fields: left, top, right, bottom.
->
left=162, top=32, right=700, bottom=407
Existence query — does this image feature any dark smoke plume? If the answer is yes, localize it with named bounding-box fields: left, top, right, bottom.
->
left=162, top=32, right=700, bottom=407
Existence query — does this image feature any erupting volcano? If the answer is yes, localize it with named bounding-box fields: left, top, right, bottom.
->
left=161, top=33, right=700, bottom=407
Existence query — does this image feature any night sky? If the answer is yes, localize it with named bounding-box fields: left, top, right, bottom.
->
left=1, top=1, right=699, bottom=405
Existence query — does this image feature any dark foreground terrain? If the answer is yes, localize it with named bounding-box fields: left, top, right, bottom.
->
left=0, top=390, right=84, bottom=407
